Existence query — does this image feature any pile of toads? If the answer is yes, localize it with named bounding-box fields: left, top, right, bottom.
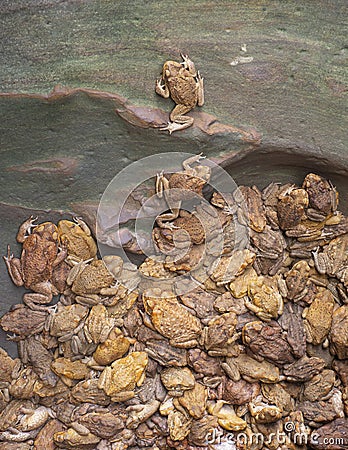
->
left=0, top=161, right=347, bottom=450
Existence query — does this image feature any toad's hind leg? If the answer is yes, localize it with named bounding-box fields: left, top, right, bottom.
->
left=162, top=104, right=193, bottom=134
left=23, top=281, right=58, bottom=311
left=4, top=246, right=23, bottom=287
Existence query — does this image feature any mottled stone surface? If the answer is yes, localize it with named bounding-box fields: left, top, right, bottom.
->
left=0, top=0, right=346, bottom=154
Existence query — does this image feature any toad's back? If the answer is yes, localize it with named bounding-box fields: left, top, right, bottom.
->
left=167, top=71, right=198, bottom=107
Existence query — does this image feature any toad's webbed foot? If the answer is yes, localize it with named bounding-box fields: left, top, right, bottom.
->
left=159, top=121, right=191, bottom=134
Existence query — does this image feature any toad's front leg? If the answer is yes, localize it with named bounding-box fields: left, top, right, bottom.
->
left=155, top=78, right=170, bottom=98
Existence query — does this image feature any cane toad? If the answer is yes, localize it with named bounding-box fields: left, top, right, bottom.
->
left=155, top=154, right=211, bottom=229
left=143, top=289, right=202, bottom=348
left=246, top=275, right=284, bottom=322
left=302, top=287, right=335, bottom=345
left=156, top=54, right=204, bottom=134
left=303, top=172, right=338, bottom=218
left=329, top=305, right=348, bottom=359
left=313, top=235, right=348, bottom=286
left=67, top=258, right=115, bottom=304
left=98, top=351, right=148, bottom=402
left=4, top=218, right=67, bottom=310
left=57, top=218, right=97, bottom=263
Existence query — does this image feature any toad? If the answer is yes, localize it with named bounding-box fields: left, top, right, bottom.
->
left=155, top=154, right=211, bottom=229
left=156, top=54, right=204, bottom=133
left=4, top=218, right=67, bottom=311
left=302, top=287, right=335, bottom=346
left=57, top=218, right=97, bottom=263
left=313, top=234, right=348, bottom=286
left=329, top=305, right=348, bottom=359
left=143, top=289, right=202, bottom=348
left=67, top=258, right=115, bottom=305
left=245, top=275, right=284, bottom=322
left=97, top=351, right=148, bottom=402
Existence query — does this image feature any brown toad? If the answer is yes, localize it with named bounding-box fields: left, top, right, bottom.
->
left=166, top=406, right=193, bottom=441
left=298, top=387, right=344, bottom=426
left=261, top=383, right=294, bottom=415
left=4, top=218, right=67, bottom=310
left=144, top=338, right=188, bottom=367
left=329, top=304, right=348, bottom=359
left=91, top=327, right=132, bottom=367
left=302, top=369, right=336, bottom=402
left=83, top=304, right=116, bottom=344
left=229, top=266, right=258, bottom=298
left=67, top=258, right=115, bottom=304
left=51, top=357, right=90, bottom=382
left=160, top=367, right=195, bottom=396
left=222, top=353, right=280, bottom=383
left=0, top=399, right=36, bottom=432
left=71, top=379, right=110, bottom=405
left=210, top=249, right=256, bottom=286
left=155, top=154, right=211, bottom=229
left=199, top=312, right=238, bottom=357
left=156, top=54, right=204, bottom=134
left=142, top=289, right=202, bottom=348
left=46, top=303, right=88, bottom=341
left=9, top=367, right=38, bottom=399
left=180, top=286, right=217, bottom=320
left=164, top=242, right=207, bottom=274
left=251, top=225, right=287, bottom=260
left=173, top=210, right=206, bottom=244
left=98, top=351, right=148, bottom=402
left=176, top=381, right=207, bottom=419
left=313, top=234, right=348, bottom=286
left=34, top=419, right=65, bottom=450
left=278, top=302, right=307, bottom=358
left=18, top=335, right=58, bottom=386
left=284, top=259, right=312, bottom=301
left=248, top=396, right=282, bottom=423
left=221, top=377, right=260, bottom=406
left=0, top=304, right=48, bottom=340
left=303, top=172, right=338, bottom=218
left=246, top=275, right=284, bottom=322
left=57, top=218, right=97, bottom=263
left=302, top=287, right=335, bottom=345
left=0, top=348, right=20, bottom=383
left=283, top=355, right=326, bottom=382
left=207, top=400, right=247, bottom=431
left=54, top=428, right=100, bottom=448
left=277, top=186, right=309, bottom=230
left=77, top=410, right=125, bottom=439
left=234, top=185, right=266, bottom=232
left=242, top=320, right=294, bottom=366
